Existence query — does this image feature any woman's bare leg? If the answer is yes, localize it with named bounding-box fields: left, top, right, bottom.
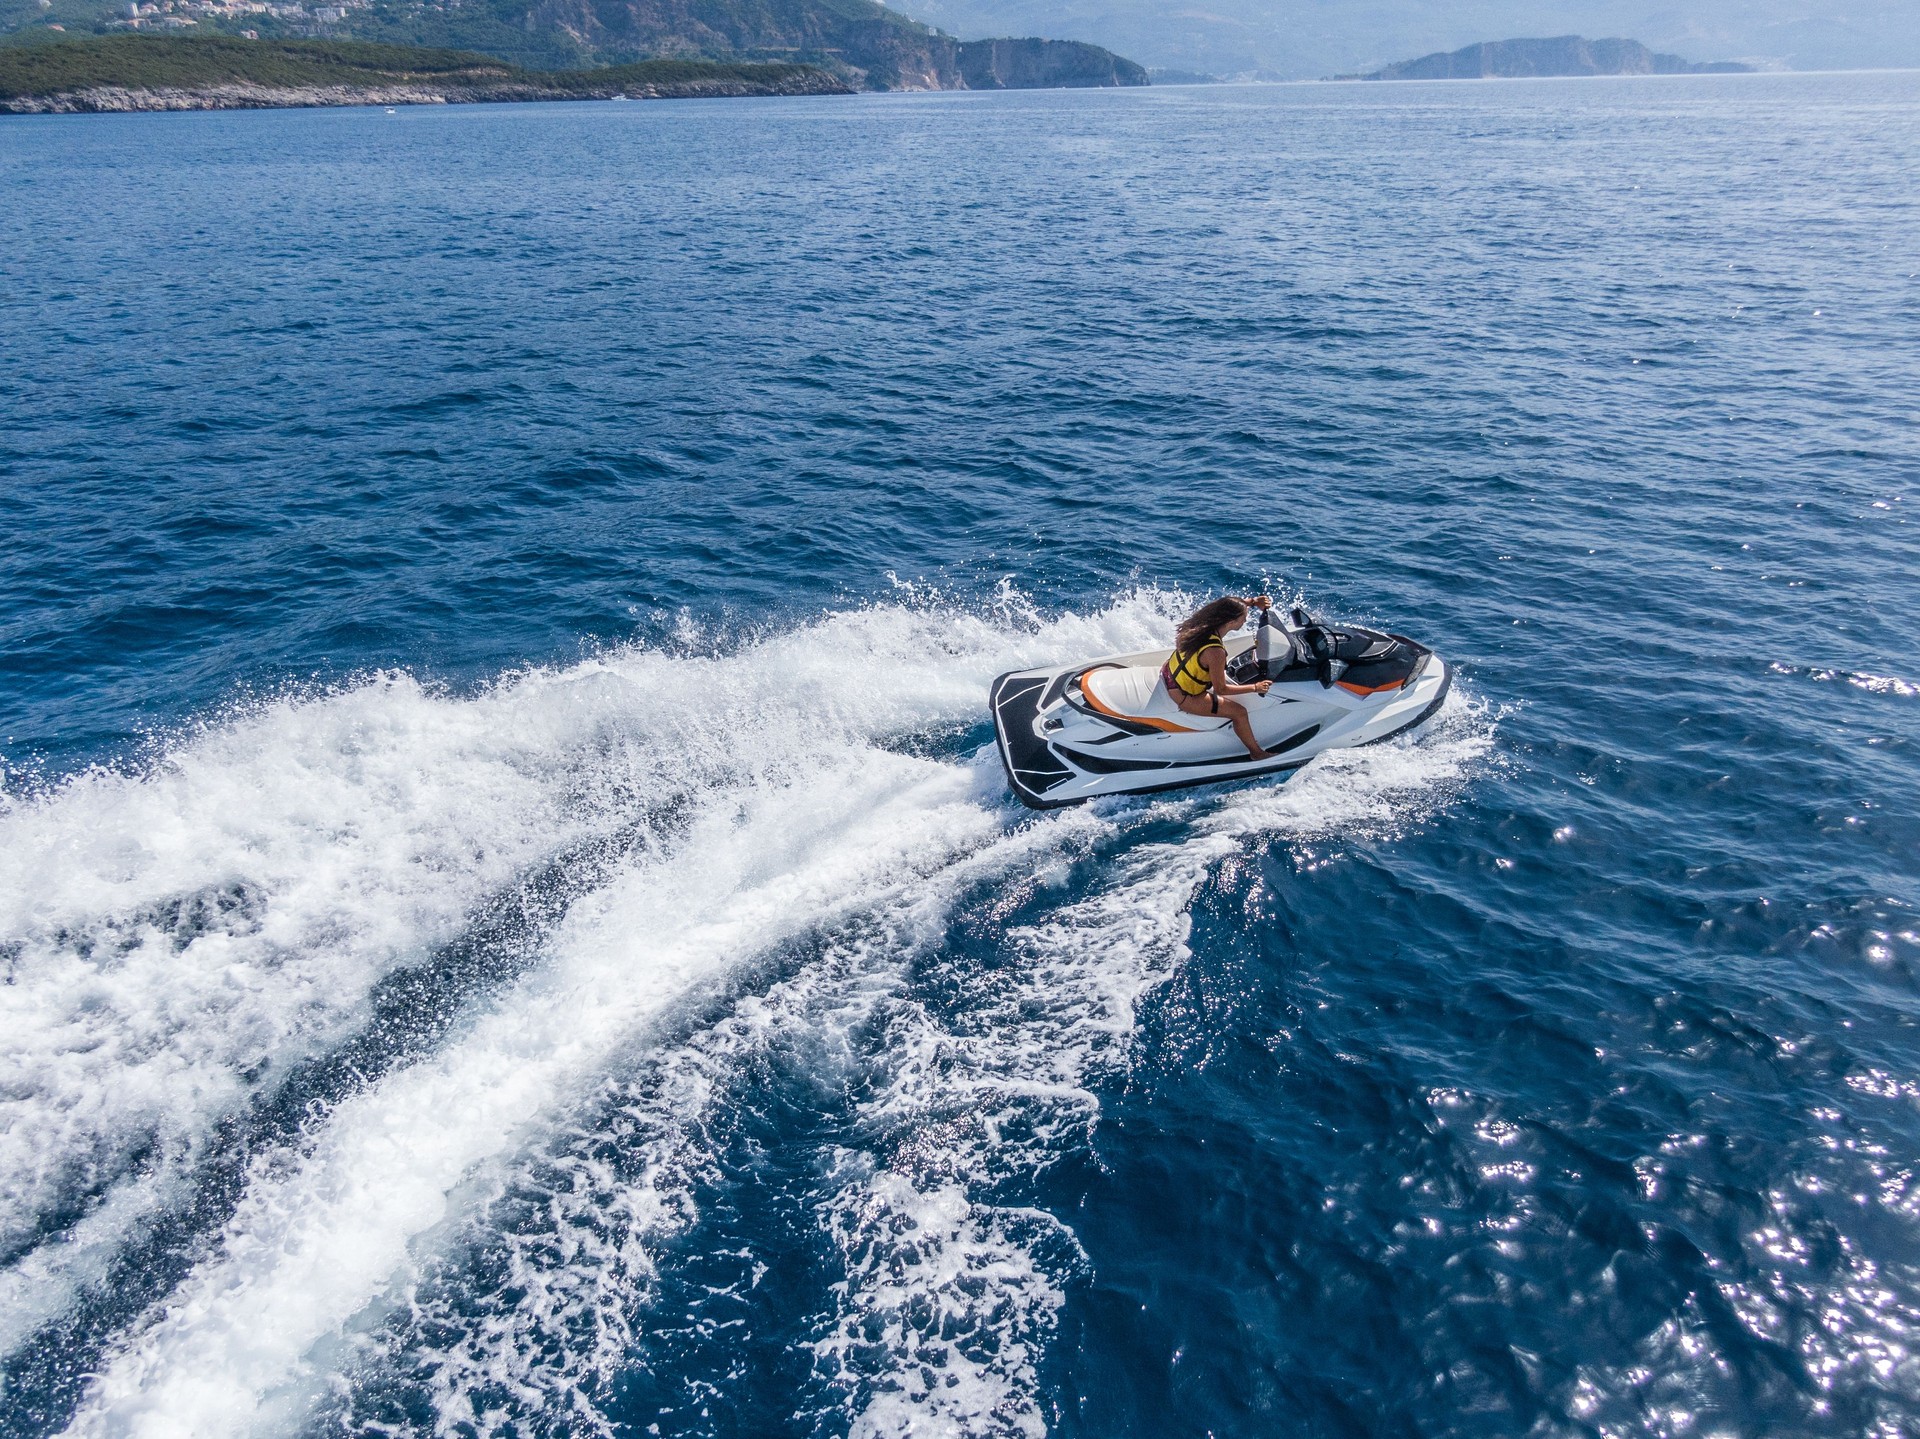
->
left=1218, top=699, right=1270, bottom=760
left=1175, top=694, right=1270, bottom=760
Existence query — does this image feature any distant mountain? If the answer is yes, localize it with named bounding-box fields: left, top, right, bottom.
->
left=859, top=0, right=1920, bottom=80
left=1353, top=35, right=1752, bottom=80
left=0, top=0, right=1149, bottom=90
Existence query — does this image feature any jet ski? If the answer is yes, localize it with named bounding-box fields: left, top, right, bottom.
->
left=990, top=606, right=1450, bottom=809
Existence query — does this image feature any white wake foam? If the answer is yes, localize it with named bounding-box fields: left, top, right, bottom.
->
left=332, top=804, right=1108, bottom=1438
left=0, top=669, right=651, bottom=1353
left=1768, top=662, right=1920, bottom=699
left=64, top=752, right=1006, bottom=1438
left=36, top=594, right=1178, bottom=1435
left=811, top=700, right=1497, bottom=1438
left=15, top=593, right=1493, bottom=1439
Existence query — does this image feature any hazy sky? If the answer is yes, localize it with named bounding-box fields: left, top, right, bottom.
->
left=890, top=0, right=1920, bottom=77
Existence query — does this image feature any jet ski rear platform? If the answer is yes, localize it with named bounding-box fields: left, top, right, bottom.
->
left=990, top=608, right=1451, bottom=809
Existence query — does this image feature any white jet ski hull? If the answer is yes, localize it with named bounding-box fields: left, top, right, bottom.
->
left=990, top=613, right=1450, bottom=809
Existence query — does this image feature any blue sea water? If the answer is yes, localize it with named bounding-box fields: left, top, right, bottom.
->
left=1, top=71, right=1918, bottom=1438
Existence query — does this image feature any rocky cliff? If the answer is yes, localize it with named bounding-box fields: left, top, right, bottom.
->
left=396, top=0, right=1146, bottom=89
left=1355, top=36, right=1753, bottom=81
left=1, top=0, right=1150, bottom=92
left=954, top=35, right=1141, bottom=87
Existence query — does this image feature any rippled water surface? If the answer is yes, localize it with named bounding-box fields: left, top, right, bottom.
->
left=2, top=74, right=1918, bottom=1439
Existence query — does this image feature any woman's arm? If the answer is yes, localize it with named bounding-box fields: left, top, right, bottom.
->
left=1204, top=647, right=1272, bottom=697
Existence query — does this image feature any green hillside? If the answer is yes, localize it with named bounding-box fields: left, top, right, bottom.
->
left=345, top=0, right=939, bottom=71
left=0, top=0, right=1146, bottom=88
left=0, top=32, right=841, bottom=100
left=0, top=33, right=501, bottom=93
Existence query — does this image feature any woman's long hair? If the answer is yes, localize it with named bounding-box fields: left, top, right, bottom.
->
left=1175, top=597, right=1249, bottom=652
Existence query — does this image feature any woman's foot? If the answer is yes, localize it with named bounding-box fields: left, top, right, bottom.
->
left=1245, top=748, right=1272, bottom=761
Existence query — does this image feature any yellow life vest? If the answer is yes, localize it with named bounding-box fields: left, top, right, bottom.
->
left=1162, top=637, right=1224, bottom=697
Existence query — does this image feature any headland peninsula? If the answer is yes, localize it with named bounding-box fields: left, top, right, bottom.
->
left=0, top=0, right=1150, bottom=97
left=0, top=34, right=856, bottom=109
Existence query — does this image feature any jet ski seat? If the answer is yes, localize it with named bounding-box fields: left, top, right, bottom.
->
left=1077, top=664, right=1217, bottom=733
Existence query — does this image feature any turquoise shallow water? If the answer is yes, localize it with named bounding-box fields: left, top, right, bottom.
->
left=1, top=74, right=1918, bottom=1438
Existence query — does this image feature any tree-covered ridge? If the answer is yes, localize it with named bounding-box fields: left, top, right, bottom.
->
left=0, top=31, right=839, bottom=99
left=0, top=0, right=1147, bottom=88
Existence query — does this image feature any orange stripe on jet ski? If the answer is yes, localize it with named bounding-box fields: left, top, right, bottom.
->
left=1080, top=674, right=1200, bottom=733
left=1336, top=678, right=1408, bottom=697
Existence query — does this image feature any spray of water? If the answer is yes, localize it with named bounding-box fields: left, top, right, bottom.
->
left=0, top=593, right=1493, bottom=1437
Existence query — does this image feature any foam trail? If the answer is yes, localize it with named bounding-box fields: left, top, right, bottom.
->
left=0, top=592, right=1181, bottom=1363
left=814, top=700, right=1497, bottom=1438
left=0, top=669, right=651, bottom=1352
left=332, top=806, right=1108, bottom=1436
left=61, top=751, right=1000, bottom=1437
left=813, top=838, right=1235, bottom=1439
left=17, top=591, right=1477, bottom=1434
left=50, top=595, right=1185, bottom=1437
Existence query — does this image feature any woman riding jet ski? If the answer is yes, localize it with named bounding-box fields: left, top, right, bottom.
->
left=991, top=594, right=1450, bottom=809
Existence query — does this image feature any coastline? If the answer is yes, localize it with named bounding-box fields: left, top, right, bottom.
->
left=0, top=37, right=854, bottom=114
left=1, top=71, right=852, bottom=112
left=0, top=31, right=1141, bottom=113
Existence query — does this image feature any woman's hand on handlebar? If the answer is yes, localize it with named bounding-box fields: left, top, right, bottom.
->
left=1253, top=680, right=1272, bottom=695
left=1248, top=594, right=1272, bottom=611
